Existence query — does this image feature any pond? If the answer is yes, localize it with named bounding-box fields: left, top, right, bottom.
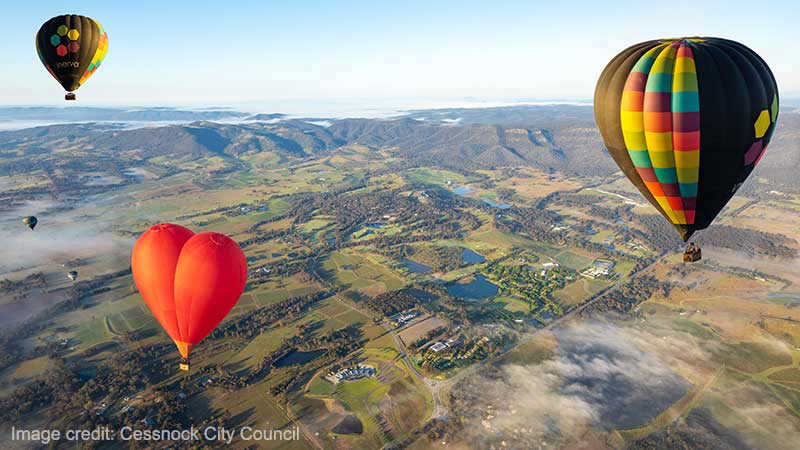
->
left=273, top=350, right=326, bottom=368
left=461, top=248, right=486, bottom=264
left=454, top=186, right=475, bottom=196
left=447, top=274, right=499, bottom=301
left=403, top=259, right=432, bottom=273
left=482, top=199, right=511, bottom=209
left=366, top=223, right=385, bottom=229
left=332, top=415, right=363, bottom=435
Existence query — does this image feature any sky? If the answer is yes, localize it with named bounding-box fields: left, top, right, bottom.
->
left=3, top=0, right=799, bottom=108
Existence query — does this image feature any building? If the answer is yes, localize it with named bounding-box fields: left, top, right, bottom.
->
left=430, top=342, right=448, bottom=353
left=581, top=259, right=615, bottom=279
left=389, top=310, right=419, bottom=327
left=326, top=364, right=376, bottom=384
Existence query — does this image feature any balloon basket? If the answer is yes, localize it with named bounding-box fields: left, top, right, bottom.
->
left=65, top=93, right=76, bottom=101
left=179, top=359, right=190, bottom=371
left=683, top=247, right=702, bottom=262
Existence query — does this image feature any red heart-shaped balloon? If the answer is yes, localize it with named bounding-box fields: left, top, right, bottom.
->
left=132, top=224, right=247, bottom=360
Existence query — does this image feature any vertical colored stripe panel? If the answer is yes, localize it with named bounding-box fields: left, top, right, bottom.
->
left=620, top=44, right=666, bottom=177
left=671, top=42, right=699, bottom=224
left=619, top=40, right=701, bottom=226
left=644, top=44, right=684, bottom=222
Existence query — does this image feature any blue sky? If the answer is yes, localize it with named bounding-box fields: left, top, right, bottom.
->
left=3, top=0, right=798, bottom=106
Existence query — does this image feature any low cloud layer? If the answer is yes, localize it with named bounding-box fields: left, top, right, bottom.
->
left=2, top=199, right=131, bottom=274
left=448, top=320, right=800, bottom=450
left=451, top=321, right=703, bottom=448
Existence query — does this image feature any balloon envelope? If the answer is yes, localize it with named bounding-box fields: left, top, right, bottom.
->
left=35, top=15, right=108, bottom=94
left=22, top=216, right=38, bottom=230
left=131, top=224, right=247, bottom=360
left=594, top=38, right=778, bottom=241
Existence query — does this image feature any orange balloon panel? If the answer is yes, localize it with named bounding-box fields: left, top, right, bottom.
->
left=131, top=223, right=194, bottom=344
left=173, top=232, right=248, bottom=355
left=131, top=224, right=247, bottom=359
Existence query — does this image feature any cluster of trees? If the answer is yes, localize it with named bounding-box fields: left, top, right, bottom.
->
left=590, top=204, right=622, bottom=221
left=362, top=290, right=424, bottom=316
left=697, top=224, right=797, bottom=258
left=248, top=256, right=310, bottom=283
left=494, top=206, right=561, bottom=243
left=239, top=228, right=291, bottom=249
left=209, top=291, right=332, bottom=341
left=404, top=245, right=464, bottom=272
left=0, top=272, right=47, bottom=301
left=581, top=275, right=672, bottom=316
left=0, top=358, right=77, bottom=423
left=484, top=262, right=571, bottom=312
left=541, top=192, right=607, bottom=208
left=0, top=341, right=171, bottom=430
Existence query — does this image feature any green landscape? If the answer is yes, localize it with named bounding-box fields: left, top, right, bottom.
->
left=1, top=104, right=799, bottom=449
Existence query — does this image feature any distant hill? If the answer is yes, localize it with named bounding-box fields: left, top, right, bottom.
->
left=0, top=106, right=249, bottom=123
left=1, top=104, right=798, bottom=189
left=244, top=113, right=287, bottom=121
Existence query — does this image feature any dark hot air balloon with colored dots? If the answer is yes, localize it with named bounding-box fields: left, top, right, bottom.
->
left=594, top=38, right=778, bottom=260
left=35, top=15, right=108, bottom=100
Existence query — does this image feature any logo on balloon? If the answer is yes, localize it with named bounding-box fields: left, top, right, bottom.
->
left=50, top=24, right=80, bottom=58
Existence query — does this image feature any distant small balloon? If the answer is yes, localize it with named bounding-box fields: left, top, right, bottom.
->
left=22, top=216, right=38, bottom=230
left=67, top=271, right=78, bottom=281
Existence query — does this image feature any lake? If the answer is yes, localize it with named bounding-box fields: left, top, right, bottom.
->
left=454, top=186, right=475, bottom=196
left=447, top=274, right=498, bottom=301
left=403, top=259, right=432, bottom=273
left=461, top=248, right=486, bottom=264
left=273, top=349, right=325, bottom=368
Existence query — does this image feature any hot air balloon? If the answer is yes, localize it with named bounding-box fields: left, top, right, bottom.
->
left=22, top=216, right=38, bottom=230
left=594, top=38, right=778, bottom=260
left=35, top=15, right=108, bottom=100
left=67, top=271, right=78, bottom=281
left=132, top=224, right=248, bottom=371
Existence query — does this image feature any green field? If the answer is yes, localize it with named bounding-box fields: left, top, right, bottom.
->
left=323, top=250, right=406, bottom=296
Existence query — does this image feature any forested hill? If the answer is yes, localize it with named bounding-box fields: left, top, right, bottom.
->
left=1, top=105, right=798, bottom=189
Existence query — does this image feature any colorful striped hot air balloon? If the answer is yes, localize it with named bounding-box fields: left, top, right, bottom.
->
left=595, top=38, right=778, bottom=245
left=35, top=15, right=108, bottom=100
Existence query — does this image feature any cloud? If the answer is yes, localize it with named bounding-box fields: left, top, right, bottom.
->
left=443, top=316, right=800, bottom=450
left=1, top=199, right=132, bottom=275
left=450, top=321, right=696, bottom=448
